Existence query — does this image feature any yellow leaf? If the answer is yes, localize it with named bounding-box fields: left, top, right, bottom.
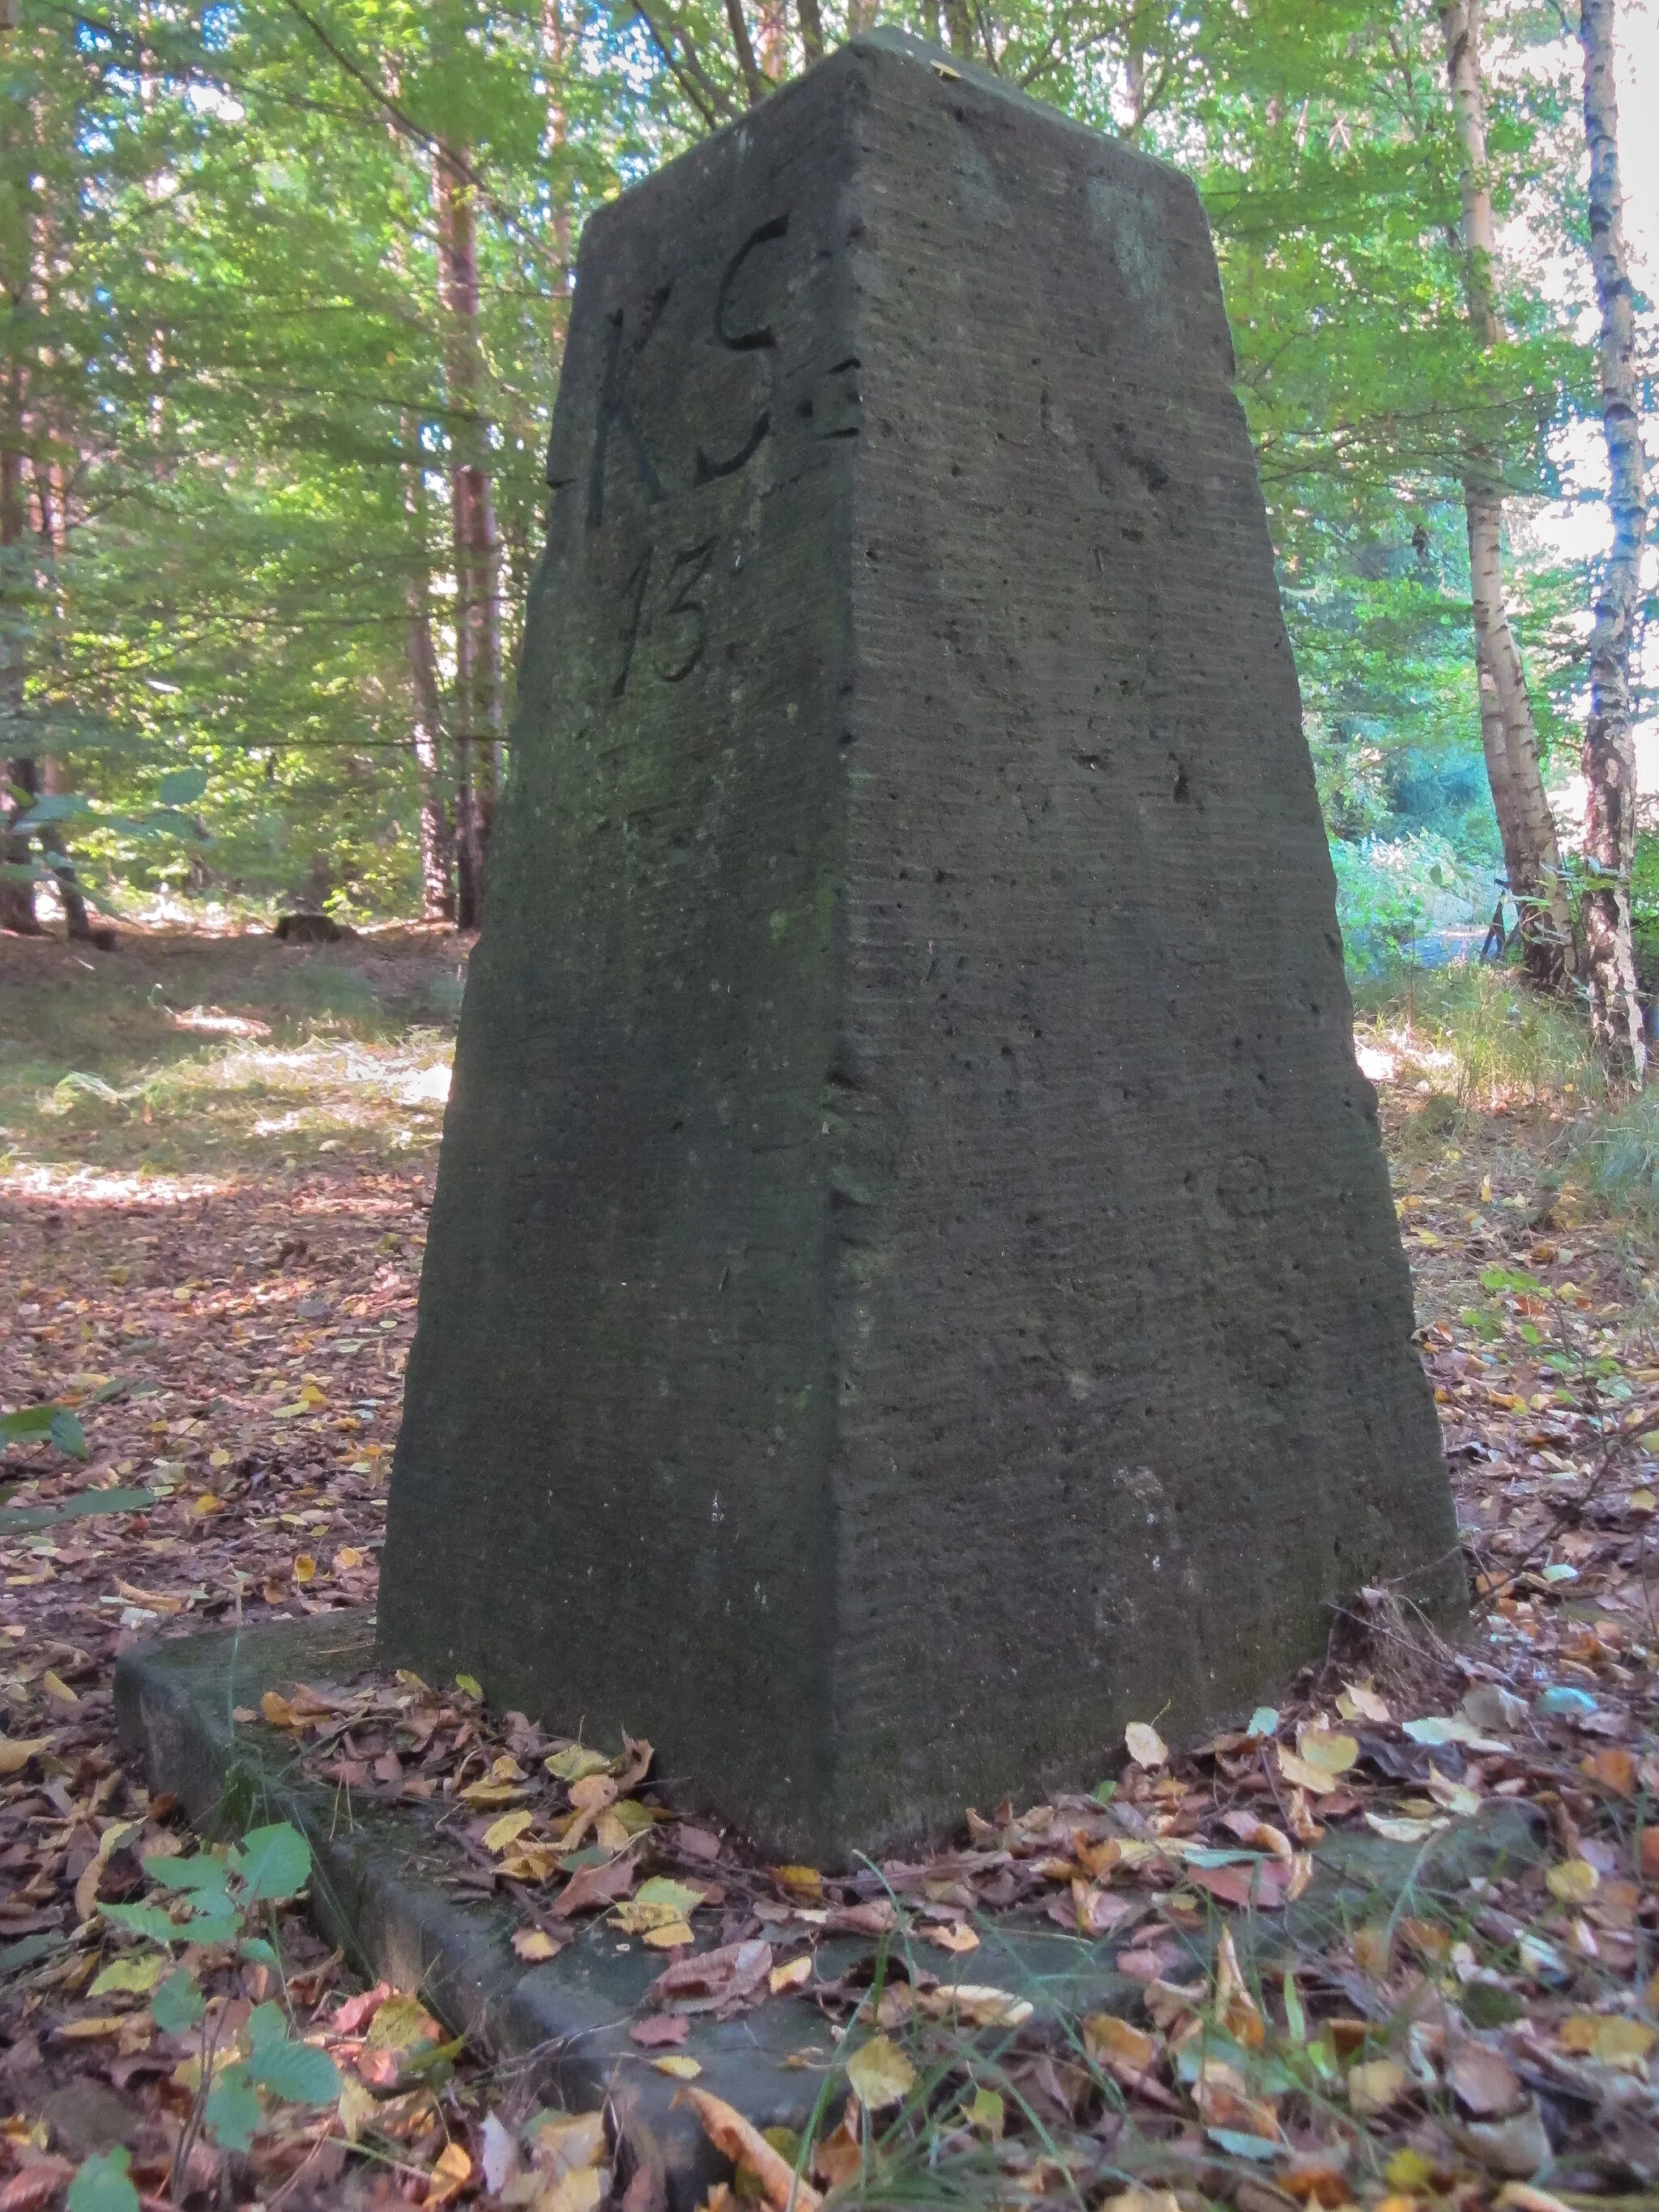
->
left=653, top=2055, right=703, bottom=2078
left=545, top=1745, right=615, bottom=1783
left=964, top=2087, right=1004, bottom=2137
left=0, top=1734, right=52, bottom=1775
left=92, top=1953, right=168, bottom=1997
left=1630, top=1489, right=1657, bottom=1514
left=293, top=1554, right=317, bottom=1583
left=1546, top=1860, right=1600, bottom=1904
left=1278, top=1747, right=1340, bottom=1796
left=41, top=1669, right=78, bottom=1706
left=58, top=2016, right=129, bottom=2040
left=458, top=1780, right=524, bottom=1808
left=484, top=1809, right=535, bottom=1854
left=1427, top=1764, right=1481, bottom=1817
left=426, top=2142, right=472, bottom=2210
left=1353, top=1925, right=1392, bottom=1977
left=541, top=2173, right=605, bottom=2212
left=208, top=1447, right=231, bottom=1468
left=1084, top=2013, right=1158, bottom=2075
left=455, top=1673, right=483, bottom=1698
left=846, top=2034, right=917, bottom=2111
left=772, top=1864, right=824, bottom=1899
left=501, top=1846, right=558, bottom=1882
left=569, top=1772, right=619, bottom=1812
left=528, top=2112, right=608, bottom=2180
left=260, top=1690, right=297, bottom=1729
left=1296, top=1723, right=1359, bottom=1774
left=1348, top=2057, right=1407, bottom=2117
left=1365, top=1810, right=1445, bottom=1843
left=915, top=1984, right=1033, bottom=2027
left=335, top=1546, right=366, bottom=1571
left=513, top=1928, right=561, bottom=1962
left=927, top=1921, right=979, bottom=1953
left=641, top=1919, right=696, bottom=1949
left=1337, top=1682, right=1392, bottom=1724
left=190, top=1493, right=223, bottom=1518
left=1559, top=2014, right=1655, bottom=2068
left=1124, top=1721, right=1167, bottom=1769
left=770, top=1956, right=812, bottom=1994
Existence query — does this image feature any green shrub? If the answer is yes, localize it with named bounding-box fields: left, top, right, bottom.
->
left=1330, top=830, right=1483, bottom=978
left=1354, top=963, right=1601, bottom=1109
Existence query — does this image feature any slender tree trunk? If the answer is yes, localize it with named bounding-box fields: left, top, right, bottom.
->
left=434, top=147, right=503, bottom=929
left=0, top=0, right=37, bottom=935
left=723, top=0, right=767, bottom=103
left=542, top=0, right=576, bottom=300
left=1578, top=0, right=1647, bottom=1080
left=401, top=422, right=454, bottom=923
left=39, top=760, right=90, bottom=940
left=1439, top=0, right=1577, bottom=987
left=756, top=0, right=787, bottom=82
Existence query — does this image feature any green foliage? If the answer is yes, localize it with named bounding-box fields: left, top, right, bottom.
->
left=0, top=1402, right=89, bottom=1460
left=1576, top=1093, right=1659, bottom=1226
left=0, top=0, right=1606, bottom=929
left=93, top=1819, right=341, bottom=2155
left=1356, top=963, right=1603, bottom=1108
left=67, top=2147, right=139, bottom=2212
left=1330, top=830, right=1481, bottom=976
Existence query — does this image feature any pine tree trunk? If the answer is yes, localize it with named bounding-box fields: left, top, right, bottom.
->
left=1579, top=0, right=1647, bottom=1080
left=1439, top=0, right=1577, bottom=987
left=434, top=145, right=503, bottom=931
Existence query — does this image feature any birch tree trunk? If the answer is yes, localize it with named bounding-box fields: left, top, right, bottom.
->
left=1439, top=0, right=1577, bottom=987
left=1578, top=0, right=1647, bottom=1078
left=401, top=419, right=454, bottom=923
left=434, top=146, right=503, bottom=931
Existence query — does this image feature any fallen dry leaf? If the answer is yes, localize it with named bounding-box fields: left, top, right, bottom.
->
left=676, top=2086, right=822, bottom=2212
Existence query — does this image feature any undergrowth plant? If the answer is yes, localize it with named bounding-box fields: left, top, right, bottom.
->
left=77, top=1820, right=341, bottom=2209
left=1354, top=963, right=1602, bottom=1110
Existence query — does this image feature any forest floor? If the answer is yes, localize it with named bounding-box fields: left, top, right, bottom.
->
left=3, top=927, right=1659, bottom=2212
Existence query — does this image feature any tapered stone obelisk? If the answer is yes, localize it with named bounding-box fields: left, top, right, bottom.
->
left=377, top=30, right=1461, bottom=1860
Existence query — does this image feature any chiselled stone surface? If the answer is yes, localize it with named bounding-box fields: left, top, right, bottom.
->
left=378, top=31, right=1461, bottom=1861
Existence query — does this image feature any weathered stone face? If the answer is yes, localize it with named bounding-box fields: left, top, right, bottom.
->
left=377, top=30, right=1461, bottom=1861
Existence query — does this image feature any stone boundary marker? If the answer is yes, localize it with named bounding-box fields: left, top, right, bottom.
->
left=378, top=28, right=1461, bottom=1860
left=117, top=1617, right=1542, bottom=2212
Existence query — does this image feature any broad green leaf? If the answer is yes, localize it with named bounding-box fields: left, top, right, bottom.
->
left=0, top=1405, right=57, bottom=1438
left=204, top=2062, right=262, bottom=2151
left=100, top=1902, right=186, bottom=1943
left=68, top=2146, right=139, bottom=2212
left=144, top=1851, right=230, bottom=1893
left=152, top=1967, right=207, bottom=2033
left=156, top=766, right=208, bottom=804
left=248, top=2035, right=343, bottom=2106
left=237, top=1822, right=311, bottom=1903
left=48, top=1410, right=89, bottom=1460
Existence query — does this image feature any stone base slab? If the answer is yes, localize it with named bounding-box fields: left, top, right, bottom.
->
left=115, top=1613, right=1544, bottom=2210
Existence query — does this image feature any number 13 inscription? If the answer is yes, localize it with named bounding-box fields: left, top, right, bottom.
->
left=612, top=539, right=717, bottom=698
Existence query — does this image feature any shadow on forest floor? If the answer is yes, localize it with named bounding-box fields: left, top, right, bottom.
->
left=0, top=924, right=467, bottom=1184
